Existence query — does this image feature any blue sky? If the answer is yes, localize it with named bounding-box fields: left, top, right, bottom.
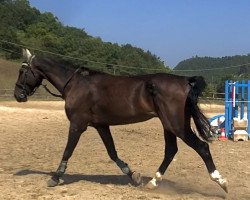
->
left=29, top=0, right=250, bottom=68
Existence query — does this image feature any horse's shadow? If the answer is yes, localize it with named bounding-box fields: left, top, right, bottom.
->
left=14, top=169, right=131, bottom=186
left=14, top=169, right=226, bottom=199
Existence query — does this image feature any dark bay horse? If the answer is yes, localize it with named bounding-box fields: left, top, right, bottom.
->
left=14, top=49, right=228, bottom=193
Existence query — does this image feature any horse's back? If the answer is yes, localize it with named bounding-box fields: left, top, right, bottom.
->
left=90, top=73, right=189, bottom=107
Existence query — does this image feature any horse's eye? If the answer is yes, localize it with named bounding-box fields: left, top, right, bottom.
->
left=19, top=69, right=27, bottom=74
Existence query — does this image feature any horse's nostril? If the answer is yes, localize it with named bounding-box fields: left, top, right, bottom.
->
left=19, top=93, right=25, bottom=98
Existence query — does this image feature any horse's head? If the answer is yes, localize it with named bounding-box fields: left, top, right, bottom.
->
left=14, top=49, right=43, bottom=102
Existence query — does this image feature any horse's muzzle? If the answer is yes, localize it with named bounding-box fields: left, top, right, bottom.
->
left=14, top=93, right=28, bottom=102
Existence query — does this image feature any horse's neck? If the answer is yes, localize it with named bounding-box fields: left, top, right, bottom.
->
left=37, top=63, right=73, bottom=94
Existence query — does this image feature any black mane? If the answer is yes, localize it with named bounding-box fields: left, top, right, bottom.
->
left=34, top=56, right=104, bottom=75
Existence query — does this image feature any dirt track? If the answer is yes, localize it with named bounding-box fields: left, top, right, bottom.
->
left=0, top=101, right=249, bottom=200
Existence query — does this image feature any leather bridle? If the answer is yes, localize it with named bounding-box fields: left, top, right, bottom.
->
left=15, top=62, right=38, bottom=96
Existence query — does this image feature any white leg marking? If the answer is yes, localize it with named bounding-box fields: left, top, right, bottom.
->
left=211, top=170, right=221, bottom=180
left=210, top=170, right=228, bottom=193
left=155, top=171, right=163, bottom=181
left=149, top=178, right=157, bottom=187
left=145, top=172, right=162, bottom=189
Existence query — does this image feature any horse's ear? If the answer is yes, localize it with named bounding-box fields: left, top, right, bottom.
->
left=22, top=49, right=32, bottom=62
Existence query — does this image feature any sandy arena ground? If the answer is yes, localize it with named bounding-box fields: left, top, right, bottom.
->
left=0, top=101, right=249, bottom=200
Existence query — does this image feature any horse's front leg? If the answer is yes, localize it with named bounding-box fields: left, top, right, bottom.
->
left=47, top=122, right=87, bottom=187
left=95, top=126, right=142, bottom=186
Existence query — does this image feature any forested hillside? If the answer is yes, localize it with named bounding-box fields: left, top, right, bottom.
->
left=174, top=55, right=250, bottom=81
left=172, top=55, right=250, bottom=94
left=0, top=0, right=168, bottom=75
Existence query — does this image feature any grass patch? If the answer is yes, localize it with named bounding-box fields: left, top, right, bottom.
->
left=0, top=58, right=20, bottom=89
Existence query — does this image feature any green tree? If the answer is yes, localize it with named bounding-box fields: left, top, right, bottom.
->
left=0, top=0, right=168, bottom=74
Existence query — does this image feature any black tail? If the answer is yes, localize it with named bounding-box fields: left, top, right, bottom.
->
left=187, top=76, right=214, bottom=142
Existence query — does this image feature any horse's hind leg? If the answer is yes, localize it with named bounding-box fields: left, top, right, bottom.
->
left=144, top=93, right=182, bottom=189
left=47, top=122, right=87, bottom=187
left=182, top=131, right=228, bottom=193
left=95, top=126, right=142, bottom=185
left=145, top=130, right=178, bottom=189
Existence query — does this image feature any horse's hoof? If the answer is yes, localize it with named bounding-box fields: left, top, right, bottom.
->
left=47, top=177, right=59, bottom=187
left=220, top=179, right=228, bottom=193
left=131, top=171, right=142, bottom=186
left=145, top=179, right=158, bottom=190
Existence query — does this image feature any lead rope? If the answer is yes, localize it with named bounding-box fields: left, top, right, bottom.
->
left=42, top=67, right=84, bottom=99
left=42, top=84, right=63, bottom=98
